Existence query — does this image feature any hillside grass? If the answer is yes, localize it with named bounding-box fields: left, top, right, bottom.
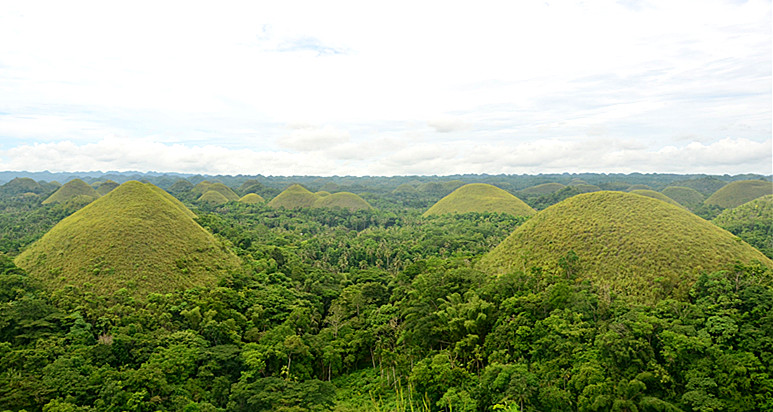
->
left=95, top=180, right=120, bottom=196
left=268, top=184, right=320, bottom=209
left=424, top=183, right=536, bottom=217
left=313, top=192, right=373, bottom=212
left=15, top=181, right=241, bottom=297
left=662, top=186, right=705, bottom=210
left=713, top=195, right=773, bottom=258
left=198, top=190, right=230, bottom=205
left=705, top=179, right=773, bottom=209
left=193, top=181, right=240, bottom=201
left=479, top=191, right=772, bottom=303
left=42, top=179, right=100, bottom=205
left=629, top=189, right=684, bottom=208
left=519, top=182, right=565, bottom=196
left=238, top=193, right=265, bottom=203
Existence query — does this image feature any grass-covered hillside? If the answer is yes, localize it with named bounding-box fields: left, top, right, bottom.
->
left=198, top=190, right=230, bottom=205
left=238, top=193, right=265, bottom=203
left=629, top=189, right=684, bottom=208
left=704, top=179, right=773, bottom=209
left=518, top=182, right=565, bottom=195
left=479, top=191, right=772, bottom=302
left=95, top=180, right=120, bottom=196
left=661, top=186, right=705, bottom=210
left=42, top=178, right=99, bottom=205
left=268, top=184, right=321, bottom=209
left=15, top=181, right=240, bottom=297
left=424, top=183, right=536, bottom=217
left=193, top=181, right=240, bottom=201
left=313, top=192, right=373, bottom=212
left=714, top=194, right=773, bottom=258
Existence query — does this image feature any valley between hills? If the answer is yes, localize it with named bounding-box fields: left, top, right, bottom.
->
left=0, top=172, right=771, bottom=411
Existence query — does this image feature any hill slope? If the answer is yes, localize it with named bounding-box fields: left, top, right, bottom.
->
left=629, top=189, right=684, bottom=208
left=519, top=182, right=565, bottom=196
left=479, top=191, right=772, bottom=302
left=193, top=181, right=239, bottom=201
left=198, top=190, right=230, bottom=205
left=705, top=180, right=773, bottom=209
left=661, top=186, right=705, bottom=210
left=713, top=195, right=773, bottom=258
left=42, top=179, right=100, bottom=204
left=268, top=184, right=320, bottom=209
left=15, top=181, right=240, bottom=296
left=238, top=193, right=265, bottom=204
left=313, top=192, right=373, bottom=212
left=424, top=183, right=536, bottom=217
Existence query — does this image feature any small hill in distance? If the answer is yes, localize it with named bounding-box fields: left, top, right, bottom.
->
left=198, top=190, right=230, bottom=205
left=268, top=184, right=320, bottom=209
left=392, top=183, right=418, bottom=195
left=713, top=195, right=773, bottom=258
left=15, top=181, right=241, bottom=297
left=314, top=192, right=373, bottom=212
left=662, top=186, right=705, bottom=211
left=705, top=180, right=773, bottom=209
left=629, top=189, right=684, bottom=208
left=569, top=183, right=601, bottom=193
left=626, top=184, right=653, bottom=191
left=519, top=183, right=565, bottom=196
left=238, top=193, right=265, bottom=204
left=1, top=177, right=43, bottom=196
left=42, top=178, right=100, bottom=205
left=478, top=191, right=772, bottom=303
left=193, top=181, right=239, bottom=201
left=670, top=176, right=727, bottom=196
left=95, top=180, right=120, bottom=196
left=424, top=183, right=536, bottom=217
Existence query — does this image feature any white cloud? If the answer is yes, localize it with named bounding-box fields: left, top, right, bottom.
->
left=276, top=125, right=351, bottom=152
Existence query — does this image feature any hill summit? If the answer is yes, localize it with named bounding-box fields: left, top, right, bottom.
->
left=42, top=178, right=100, bottom=205
left=424, top=183, right=535, bottom=217
left=479, top=191, right=772, bottom=302
left=705, top=179, right=773, bottom=209
left=313, top=192, right=373, bottom=212
left=15, top=181, right=240, bottom=297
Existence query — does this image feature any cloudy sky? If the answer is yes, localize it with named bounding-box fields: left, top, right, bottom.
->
left=0, top=0, right=770, bottom=176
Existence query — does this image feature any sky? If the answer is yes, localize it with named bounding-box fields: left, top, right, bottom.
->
left=0, top=0, right=770, bottom=176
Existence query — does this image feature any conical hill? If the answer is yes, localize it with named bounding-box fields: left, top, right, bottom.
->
left=705, top=180, right=773, bottom=209
left=313, top=192, right=373, bottom=212
left=193, top=181, right=239, bottom=201
left=661, top=186, right=704, bottom=210
left=95, top=180, right=120, bottom=196
left=424, top=183, right=536, bottom=217
left=268, top=184, right=319, bottom=209
left=519, top=183, right=565, bottom=196
left=42, top=179, right=100, bottom=204
left=479, top=191, right=772, bottom=302
left=629, top=189, right=684, bottom=208
left=198, top=190, right=230, bottom=205
left=238, top=193, right=265, bottom=204
left=15, top=181, right=240, bottom=297
left=713, top=195, right=773, bottom=258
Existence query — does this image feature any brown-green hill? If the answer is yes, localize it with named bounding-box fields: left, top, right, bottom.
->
left=313, top=192, right=373, bottom=212
left=193, top=181, right=239, bottom=201
left=569, top=183, right=601, bottom=193
left=315, top=191, right=331, bottom=197
left=713, top=195, right=773, bottom=258
left=15, top=181, right=240, bottom=297
left=661, top=186, right=705, bottom=211
left=238, top=193, right=265, bottom=204
left=95, top=180, right=120, bottom=196
left=519, top=183, right=565, bottom=196
left=198, top=190, right=230, bottom=205
left=671, top=176, right=727, bottom=196
left=42, top=179, right=100, bottom=205
left=478, top=191, right=772, bottom=302
left=424, top=183, right=536, bottom=217
left=626, top=184, right=653, bottom=191
left=1, top=177, right=42, bottom=195
left=704, top=180, right=773, bottom=209
left=392, top=184, right=418, bottom=195
left=268, top=184, right=320, bottom=209
left=629, top=189, right=684, bottom=208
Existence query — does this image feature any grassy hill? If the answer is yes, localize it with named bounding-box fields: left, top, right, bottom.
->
left=626, top=184, right=653, bottom=191
left=198, top=190, right=230, bottom=205
left=671, top=176, right=727, bottom=196
left=95, top=180, right=120, bottom=196
left=193, top=181, right=239, bottom=201
left=519, top=183, right=565, bottom=196
left=478, top=191, right=772, bottom=302
left=662, top=186, right=705, bottom=210
left=713, top=195, right=773, bottom=258
left=238, top=193, right=265, bottom=204
left=570, top=183, right=601, bottom=193
left=313, top=192, right=373, bottom=212
left=268, top=184, right=320, bottom=209
left=15, top=181, right=240, bottom=297
left=42, top=179, right=100, bottom=205
left=1, top=177, right=43, bottom=196
left=705, top=180, right=773, bottom=209
left=392, top=184, right=418, bottom=195
left=424, top=183, right=536, bottom=217
left=629, top=189, right=684, bottom=208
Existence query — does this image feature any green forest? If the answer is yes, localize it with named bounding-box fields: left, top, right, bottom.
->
left=0, top=172, right=771, bottom=412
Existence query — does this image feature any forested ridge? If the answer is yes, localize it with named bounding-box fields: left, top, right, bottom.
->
left=0, top=173, right=771, bottom=411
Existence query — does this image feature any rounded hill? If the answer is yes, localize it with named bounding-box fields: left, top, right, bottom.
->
left=478, top=191, right=772, bottom=302
left=193, top=181, right=239, bottom=201
left=519, top=183, right=565, bottom=196
left=424, top=183, right=536, bottom=217
left=42, top=179, right=100, bottom=205
left=268, top=184, right=319, bottom=209
left=713, top=195, right=773, bottom=258
left=661, top=186, right=705, bottom=210
left=95, top=180, right=120, bottom=196
left=15, top=181, right=241, bottom=297
left=198, top=190, right=230, bottom=205
left=313, top=192, right=373, bottom=212
left=238, top=193, right=265, bottom=204
left=629, top=189, right=684, bottom=208
left=704, top=180, right=773, bottom=209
